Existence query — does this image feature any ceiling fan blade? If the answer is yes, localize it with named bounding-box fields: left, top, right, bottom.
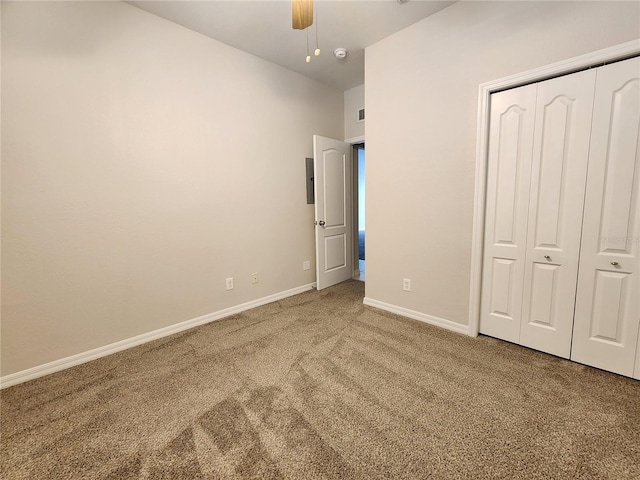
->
left=292, top=0, right=313, bottom=30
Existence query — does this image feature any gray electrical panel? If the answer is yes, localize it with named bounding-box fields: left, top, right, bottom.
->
left=306, top=158, right=314, bottom=204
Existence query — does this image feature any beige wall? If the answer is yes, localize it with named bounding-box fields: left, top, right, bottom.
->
left=1, top=1, right=343, bottom=376
left=344, top=84, right=364, bottom=140
left=365, top=1, right=640, bottom=326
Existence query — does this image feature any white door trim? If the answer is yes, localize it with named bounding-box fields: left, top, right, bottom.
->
left=468, top=39, right=640, bottom=337
left=342, top=138, right=364, bottom=281
left=345, top=135, right=365, bottom=144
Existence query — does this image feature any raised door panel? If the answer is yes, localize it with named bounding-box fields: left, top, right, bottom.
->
left=324, top=234, right=346, bottom=271
left=323, top=151, right=347, bottom=228
left=520, top=69, right=596, bottom=358
left=572, top=57, right=640, bottom=377
left=480, top=84, right=536, bottom=343
left=588, top=271, right=629, bottom=342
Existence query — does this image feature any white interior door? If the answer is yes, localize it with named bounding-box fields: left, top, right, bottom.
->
left=313, top=135, right=353, bottom=290
left=479, top=84, right=536, bottom=343
left=571, top=57, right=640, bottom=377
left=519, top=70, right=596, bottom=358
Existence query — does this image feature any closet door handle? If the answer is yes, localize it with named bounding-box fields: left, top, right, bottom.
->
left=611, top=261, right=619, bottom=266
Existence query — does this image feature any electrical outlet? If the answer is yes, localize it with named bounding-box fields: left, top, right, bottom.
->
left=403, top=278, right=411, bottom=292
left=251, top=272, right=259, bottom=284
left=303, top=260, right=311, bottom=271
left=226, top=277, right=234, bottom=290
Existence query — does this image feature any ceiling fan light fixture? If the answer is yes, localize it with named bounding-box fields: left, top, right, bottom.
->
left=292, top=0, right=313, bottom=30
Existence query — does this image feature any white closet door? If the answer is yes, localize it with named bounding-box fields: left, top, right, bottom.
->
left=571, top=57, right=640, bottom=377
left=519, top=70, right=597, bottom=358
left=480, top=84, right=537, bottom=343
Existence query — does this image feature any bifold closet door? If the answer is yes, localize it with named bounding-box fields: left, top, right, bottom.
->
left=518, top=69, right=596, bottom=358
left=479, top=84, right=536, bottom=343
left=571, top=57, right=640, bottom=377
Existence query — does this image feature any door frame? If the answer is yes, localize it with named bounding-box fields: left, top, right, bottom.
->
left=347, top=136, right=365, bottom=279
left=352, top=142, right=365, bottom=278
left=468, top=39, right=640, bottom=337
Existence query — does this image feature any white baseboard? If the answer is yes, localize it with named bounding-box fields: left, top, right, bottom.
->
left=0, top=282, right=317, bottom=389
left=363, top=297, right=470, bottom=336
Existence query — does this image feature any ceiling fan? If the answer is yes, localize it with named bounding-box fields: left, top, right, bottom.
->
left=292, top=0, right=313, bottom=30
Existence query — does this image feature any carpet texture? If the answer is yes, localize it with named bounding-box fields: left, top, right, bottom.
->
left=1, top=280, right=639, bottom=479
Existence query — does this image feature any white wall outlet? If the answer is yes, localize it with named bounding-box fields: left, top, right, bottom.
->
left=226, top=277, right=234, bottom=290
left=403, top=278, right=411, bottom=292
left=303, top=260, right=311, bottom=271
left=251, top=272, right=259, bottom=284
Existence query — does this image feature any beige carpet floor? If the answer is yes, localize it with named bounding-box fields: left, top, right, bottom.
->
left=1, top=280, right=639, bottom=479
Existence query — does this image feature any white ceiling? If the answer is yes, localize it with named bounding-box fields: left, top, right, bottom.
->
left=127, top=1, right=454, bottom=91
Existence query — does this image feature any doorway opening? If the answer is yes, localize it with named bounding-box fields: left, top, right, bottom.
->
left=355, top=143, right=365, bottom=282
